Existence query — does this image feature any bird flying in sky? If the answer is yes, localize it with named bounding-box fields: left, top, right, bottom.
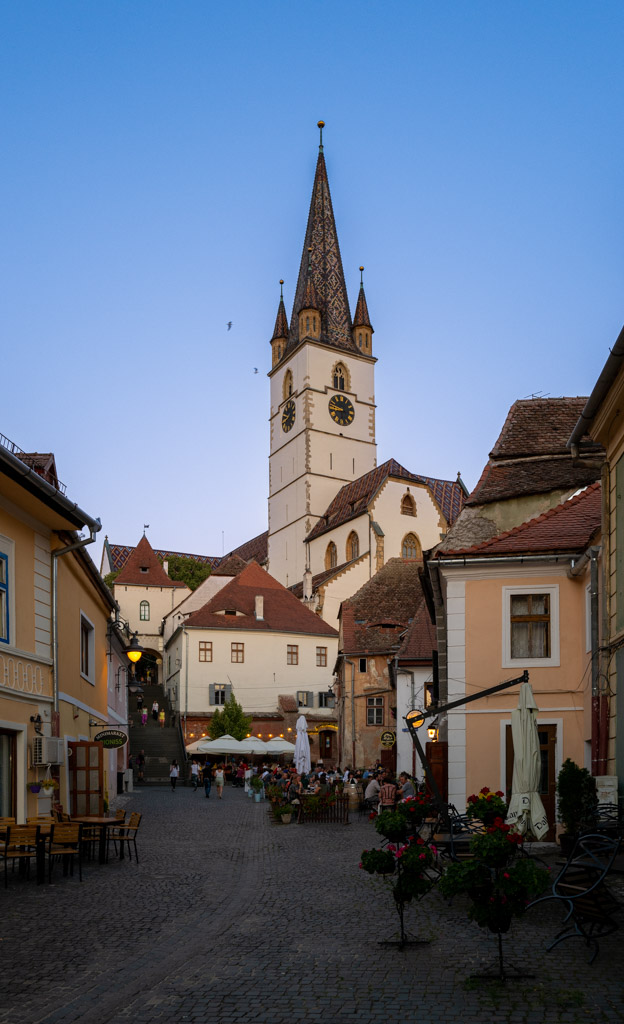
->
left=226, top=322, right=232, bottom=330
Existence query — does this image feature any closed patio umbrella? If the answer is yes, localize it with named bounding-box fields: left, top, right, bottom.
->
left=506, top=682, right=549, bottom=839
left=294, top=715, right=311, bottom=774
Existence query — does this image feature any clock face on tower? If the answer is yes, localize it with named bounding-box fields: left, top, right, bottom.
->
left=281, top=399, right=296, bottom=432
left=328, top=394, right=355, bottom=426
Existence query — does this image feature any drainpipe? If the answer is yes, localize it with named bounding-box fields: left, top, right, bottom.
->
left=51, top=523, right=101, bottom=717
left=569, top=547, right=604, bottom=774
left=344, top=658, right=356, bottom=768
left=183, top=628, right=189, bottom=742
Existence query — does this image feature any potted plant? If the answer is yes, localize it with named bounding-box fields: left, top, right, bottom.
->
left=466, top=786, right=508, bottom=825
left=40, top=778, right=59, bottom=793
left=28, top=783, right=41, bottom=794
left=556, top=758, right=598, bottom=856
left=250, top=774, right=264, bottom=802
left=439, top=817, right=549, bottom=979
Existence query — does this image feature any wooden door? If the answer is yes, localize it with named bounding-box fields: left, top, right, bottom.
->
left=425, top=741, right=448, bottom=802
left=69, top=741, right=104, bottom=816
left=506, top=724, right=556, bottom=841
left=319, top=730, right=335, bottom=764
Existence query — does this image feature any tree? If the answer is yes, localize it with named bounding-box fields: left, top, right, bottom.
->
left=209, top=694, right=252, bottom=741
left=161, top=555, right=212, bottom=591
left=102, top=571, right=119, bottom=591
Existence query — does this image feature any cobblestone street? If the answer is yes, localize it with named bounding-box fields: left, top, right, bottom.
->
left=1, top=786, right=623, bottom=1024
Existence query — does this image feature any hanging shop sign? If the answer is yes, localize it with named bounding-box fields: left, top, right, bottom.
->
left=93, top=729, right=128, bottom=749
left=380, top=730, right=396, bottom=748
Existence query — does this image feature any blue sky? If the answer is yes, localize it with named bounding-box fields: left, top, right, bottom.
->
left=2, top=1, right=623, bottom=565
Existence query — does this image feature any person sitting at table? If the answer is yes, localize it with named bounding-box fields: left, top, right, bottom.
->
left=317, top=773, right=329, bottom=797
left=364, top=774, right=381, bottom=810
left=378, top=773, right=398, bottom=811
left=396, top=772, right=416, bottom=801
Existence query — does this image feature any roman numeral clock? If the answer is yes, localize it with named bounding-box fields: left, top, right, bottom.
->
left=328, top=393, right=354, bottom=426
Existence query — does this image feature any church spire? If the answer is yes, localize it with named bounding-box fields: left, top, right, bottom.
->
left=352, top=266, right=374, bottom=354
left=288, top=122, right=356, bottom=353
left=270, top=280, right=289, bottom=367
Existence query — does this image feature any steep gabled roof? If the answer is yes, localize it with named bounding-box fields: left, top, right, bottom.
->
left=439, top=483, right=601, bottom=557
left=114, top=535, right=187, bottom=588
left=306, top=459, right=465, bottom=542
left=396, top=602, right=437, bottom=662
left=340, top=558, right=433, bottom=656
left=212, top=555, right=248, bottom=577
left=466, top=398, right=603, bottom=507
left=184, top=562, right=337, bottom=637
left=221, top=530, right=268, bottom=566
left=352, top=283, right=372, bottom=330
left=105, top=541, right=218, bottom=574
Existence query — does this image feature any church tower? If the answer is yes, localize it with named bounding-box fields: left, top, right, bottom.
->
left=267, top=123, right=377, bottom=587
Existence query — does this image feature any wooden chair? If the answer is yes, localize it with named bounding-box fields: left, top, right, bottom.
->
left=2, top=826, right=40, bottom=887
left=27, top=816, right=54, bottom=825
left=46, top=823, right=84, bottom=883
left=111, top=812, right=142, bottom=863
left=0, top=816, right=16, bottom=826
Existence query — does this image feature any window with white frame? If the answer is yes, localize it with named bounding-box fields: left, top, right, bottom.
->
left=140, top=600, right=150, bottom=621
left=80, top=613, right=95, bottom=684
left=366, top=696, right=384, bottom=725
left=502, top=585, right=560, bottom=668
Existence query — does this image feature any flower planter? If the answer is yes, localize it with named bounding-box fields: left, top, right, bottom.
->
left=29, top=784, right=41, bottom=794
left=280, top=813, right=292, bottom=824
left=253, top=792, right=262, bottom=802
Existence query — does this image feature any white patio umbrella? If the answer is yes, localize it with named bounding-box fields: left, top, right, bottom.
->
left=191, top=734, right=246, bottom=755
left=294, top=715, right=311, bottom=774
left=263, top=737, right=296, bottom=756
left=506, top=682, right=549, bottom=839
left=240, top=736, right=269, bottom=755
left=185, top=737, right=212, bottom=753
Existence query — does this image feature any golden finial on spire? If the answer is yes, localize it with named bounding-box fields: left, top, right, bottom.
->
left=317, top=120, right=325, bottom=150
left=280, top=279, right=284, bottom=298
left=359, top=266, right=365, bottom=287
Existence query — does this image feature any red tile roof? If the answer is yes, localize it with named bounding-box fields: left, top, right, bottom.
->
left=341, top=558, right=433, bottom=656
left=212, top=555, right=249, bottom=577
left=289, top=561, right=351, bottom=598
left=114, top=535, right=188, bottom=588
left=397, top=602, right=437, bottom=662
left=106, top=530, right=268, bottom=575
left=184, top=562, right=337, bottom=636
left=221, top=530, right=268, bottom=566
left=439, top=483, right=601, bottom=557
left=278, top=694, right=299, bottom=713
left=306, top=459, right=465, bottom=542
left=466, top=398, right=603, bottom=507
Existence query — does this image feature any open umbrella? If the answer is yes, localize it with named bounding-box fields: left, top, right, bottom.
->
left=506, top=682, right=549, bottom=839
left=191, top=734, right=246, bottom=755
left=294, top=715, right=311, bottom=774
left=264, top=737, right=296, bottom=756
left=185, top=737, right=211, bottom=753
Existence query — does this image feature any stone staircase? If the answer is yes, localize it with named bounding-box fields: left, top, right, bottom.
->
left=129, top=682, right=186, bottom=785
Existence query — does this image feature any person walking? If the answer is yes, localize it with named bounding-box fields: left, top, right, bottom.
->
left=202, top=761, right=212, bottom=799
left=214, top=764, right=225, bottom=799
left=170, top=759, right=179, bottom=791
left=152, top=700, right=159, bottom=722
left=135, top=750, right=145, bottom=783
left=158, top=709, right=166, bottom=729
left=190, top=759, right=200, bottom=791
left=140, top=705, right=148, bottom=727
left=136, top=693, right=144, bottom=711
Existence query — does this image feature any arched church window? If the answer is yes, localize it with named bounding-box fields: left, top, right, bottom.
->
left=140, top=600, right=150, bottom=621
left=401, top=533, right=421, bottom=560
left=283, top=369, right=293, bottom=400
left=313, top=316, right=317, bottom=333
left=347, top=531, right=359, bottom=561
left=325, top=542, right=337, bottom=570
left=358, top=333, right=362, bottom=349
left=306, top=316, right=310, bottom=334
left=333, top=363, right=347, bottom=391
left=401, top=493, right=416, bottom=517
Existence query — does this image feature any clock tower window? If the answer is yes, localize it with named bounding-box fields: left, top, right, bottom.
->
left=332, top=363, right=348, bottom=391
left=283, top=369, right=293, bottom=400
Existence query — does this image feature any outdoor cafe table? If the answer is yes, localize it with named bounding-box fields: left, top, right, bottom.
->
left=71, top=816, right=121, bottom=864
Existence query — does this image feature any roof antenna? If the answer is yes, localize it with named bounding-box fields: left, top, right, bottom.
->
left=317, top=120, right=325, bottom=151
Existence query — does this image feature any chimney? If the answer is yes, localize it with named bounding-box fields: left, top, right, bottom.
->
left=303, top=566, right=313, bottom=601
left=163, top=560, right=169, bottom=576
left=255, top=595, right=264, bottom=620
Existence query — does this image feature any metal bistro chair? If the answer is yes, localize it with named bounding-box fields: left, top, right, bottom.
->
left=105, top=809, right=126, bottom=862
left=528, top=833, right=621, bottom=962
left=46, top=822, right=84, bottom=883
left=111, top=811, right=142, bottom=863
left=2, top=825, right=40, bottom=887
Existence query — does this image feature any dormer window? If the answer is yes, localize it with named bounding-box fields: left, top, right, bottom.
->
left=140, top=566, right=148, bottom=574
left=225, top=608, right=237, bottom=616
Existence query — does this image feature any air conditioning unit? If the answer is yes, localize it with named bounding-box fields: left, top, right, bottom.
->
left=32, top=736, right=65, bottom=766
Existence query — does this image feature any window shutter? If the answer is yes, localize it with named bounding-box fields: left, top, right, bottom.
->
left=209, top=684, right=215, bottom=705
left=307, top=690, right=314, bottom=708
left=225, top=684, right=232, bottom=702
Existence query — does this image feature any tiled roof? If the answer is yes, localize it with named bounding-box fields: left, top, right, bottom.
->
left=439, top=483, right=601, bottom=557
left=278, top=694, right=299, bottom=713
left=289, top=561, right=351, bottom=598
left=270, top=297, right=289, bottom=342
left=466, top=398, right=603, bottom=507
left=352, top=284, right=372, bottom=330
left=301, top=267, right=321, bottom=311
left=106, top=542, right=218, bottom=574
left=18, top=452, right=63, bottom=492
left=114, top=535, right=188, bottom=588
left=285, top=149, right=357, bottom=356
left=306, top=459, right=465, bottom=542
left=397, top=603, right=437, bottom=662
left=212, top=555, right=248, bottom=577
left=341, top=558, right=432, bottom=656
left=221, top=530, right=268, bottom=566
left=184, top=562, right=337, bottom=636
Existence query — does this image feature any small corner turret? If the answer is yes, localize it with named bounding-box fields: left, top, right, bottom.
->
left=352, top=266, right=373, bottom=355
left=297, top=248, right=321, bottom=342
left=270, top=280, right=289, bottom=368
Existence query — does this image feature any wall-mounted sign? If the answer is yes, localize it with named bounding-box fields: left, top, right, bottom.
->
left=93, top=729, right=128, bottom=749
left=380, top=730, right=396, bottom=748
left=405, top=709, right=425, bottom=730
